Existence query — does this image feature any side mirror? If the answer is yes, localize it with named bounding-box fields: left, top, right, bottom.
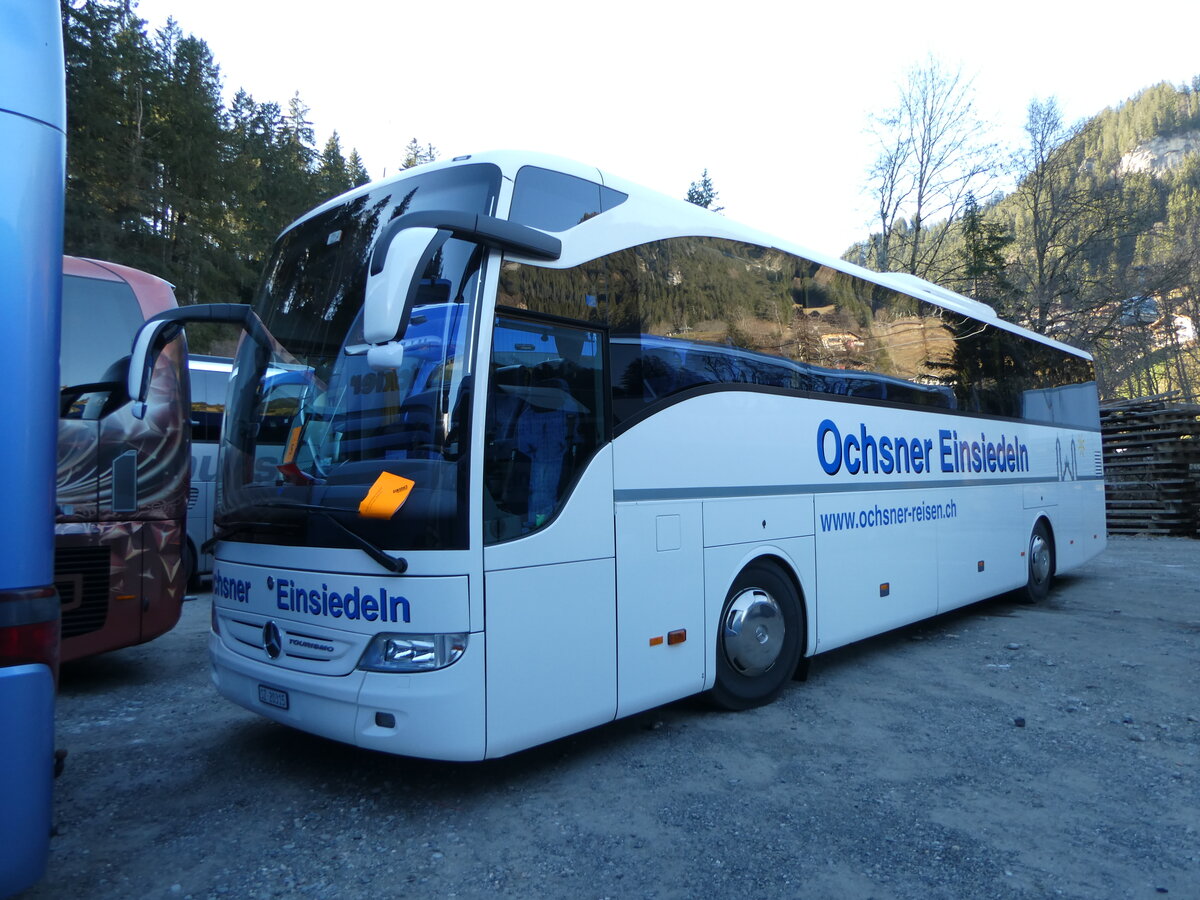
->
left=361, top=210, right=563, bottom=363
left=127, top=317, right=184, bottom=418
left=363, top=226, right=444, bottom=345
left=127, top=304, right=272, bottom=419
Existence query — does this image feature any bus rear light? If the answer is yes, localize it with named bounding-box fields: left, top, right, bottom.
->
left=0, top=586, right=60, bottom=682
left=358, top=632, right=468, bottom=672
left=0, top=620, right=60, bottom=681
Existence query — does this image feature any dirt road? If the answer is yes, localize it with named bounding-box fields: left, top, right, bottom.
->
left=23, top=536, right=1200, bottom=899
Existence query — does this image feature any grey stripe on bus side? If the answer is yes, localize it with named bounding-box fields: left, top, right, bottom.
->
left=613, top=474, right=1104, bottom=504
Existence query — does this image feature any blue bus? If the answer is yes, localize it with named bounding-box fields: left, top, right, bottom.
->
left=0, top=0, right=65, bottom=892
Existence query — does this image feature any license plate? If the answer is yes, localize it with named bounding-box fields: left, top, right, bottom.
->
left=258, top=684, right=289, bottom=710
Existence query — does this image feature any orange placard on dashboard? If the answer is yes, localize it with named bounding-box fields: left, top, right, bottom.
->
left=358, top=472, right=415, bottom=519
left=283, top=425, right=302, bottom=463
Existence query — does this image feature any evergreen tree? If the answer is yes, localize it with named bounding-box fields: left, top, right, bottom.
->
left=60, top=0, right=395, bottom=321
left=62, top=0, right=159, bottom=261
left=148, top=20, right=229, bottom=302
left=347, top=149, right=371, bottom=187
left=957, top=192, right=1013, bottom=306
left=316, top=132, right=352, bottom=200
left=402, top=138, right=438, bottom=169
left=685, top=169, right=723, bottom=211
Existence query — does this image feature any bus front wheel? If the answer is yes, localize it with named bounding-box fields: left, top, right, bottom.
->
left=184, top=538, right=199, bottom=593
left=1022, top=520, right=1054, bottom=603
left=710, top=561, right=803, bottom=711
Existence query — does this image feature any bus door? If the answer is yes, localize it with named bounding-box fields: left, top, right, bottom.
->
left=481, top=312, right=616, bottom=758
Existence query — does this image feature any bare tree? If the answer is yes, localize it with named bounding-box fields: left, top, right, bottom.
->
left=867, top=57, right=999, bottom=279
left=1008, top=98, right=1164, bottom=340
left=1009, top=97, right=1091, bottom=333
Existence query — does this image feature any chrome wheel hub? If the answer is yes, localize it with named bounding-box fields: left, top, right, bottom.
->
left=1030, top=533, right=1051, bottom=585
left=722, top=588, right=785, bottom=676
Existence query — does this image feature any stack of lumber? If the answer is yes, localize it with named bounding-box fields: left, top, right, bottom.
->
left=1100, top=392, right=1200, bottom=536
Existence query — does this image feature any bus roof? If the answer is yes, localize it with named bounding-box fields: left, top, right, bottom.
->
left=285, top=151, right=1092, bottom=363
left=63, top=256, right=178, bottom=319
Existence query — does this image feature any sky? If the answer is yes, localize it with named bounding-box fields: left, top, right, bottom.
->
left=132, top=0, right=1200, bottom=256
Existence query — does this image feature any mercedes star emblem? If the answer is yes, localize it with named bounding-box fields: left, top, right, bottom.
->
left=263, top=621, right=282, bottom=659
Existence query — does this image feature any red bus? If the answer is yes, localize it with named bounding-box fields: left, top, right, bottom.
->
left=55, top=257, right=191, bottom=662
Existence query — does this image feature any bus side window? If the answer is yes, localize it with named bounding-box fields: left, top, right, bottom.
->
left=484, top=316, right=606, bottom=543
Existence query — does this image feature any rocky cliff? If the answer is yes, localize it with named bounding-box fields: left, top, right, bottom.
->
left=1119, top=129, right=1200, bottom=176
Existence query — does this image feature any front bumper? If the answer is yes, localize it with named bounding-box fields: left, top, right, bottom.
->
left=209, top=630, right=487, bottom=761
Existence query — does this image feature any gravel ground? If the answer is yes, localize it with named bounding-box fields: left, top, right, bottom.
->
left=22, top=535, right=1200, bottom=899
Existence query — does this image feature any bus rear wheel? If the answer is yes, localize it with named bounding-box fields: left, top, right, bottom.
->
left=710, top=561, right=803, bottom=711
left=1021, top=520, right=1054, bottom=603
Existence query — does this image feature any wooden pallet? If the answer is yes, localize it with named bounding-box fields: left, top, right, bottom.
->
left=1100, top=394, right=1200, bottom=537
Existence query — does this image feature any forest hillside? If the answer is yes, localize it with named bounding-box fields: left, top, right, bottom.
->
left=62, top=0, right=1200, bottom=398
left=849, top=79, right=1200, bottom=402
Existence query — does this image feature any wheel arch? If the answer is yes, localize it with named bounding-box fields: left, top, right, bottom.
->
left=727, top=550, right=813, bottom=667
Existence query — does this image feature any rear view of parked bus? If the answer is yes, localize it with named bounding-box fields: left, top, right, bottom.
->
left=151, top=152, right=1104, bottom=760
left=57, top=257, right=190, bottom=661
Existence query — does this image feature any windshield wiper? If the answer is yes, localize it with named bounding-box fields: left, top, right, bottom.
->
left=257, top=500, right=409, bottom=574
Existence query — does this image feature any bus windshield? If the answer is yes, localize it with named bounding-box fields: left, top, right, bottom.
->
left=218, top=164, right=500, bottom=552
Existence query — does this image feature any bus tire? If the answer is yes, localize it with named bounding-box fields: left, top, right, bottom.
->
left=1021, top=520, right=1054, bottom=603
left=184, top=538, right=200, bottom=593
left=710, top=561, right=803, bottom=711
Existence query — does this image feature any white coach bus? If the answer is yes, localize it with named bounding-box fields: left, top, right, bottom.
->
left=131, top=152, right=1105, bottom=760
left=186, top=355, right=233, bottom=587
left=186, top=355, right=310, bottom=586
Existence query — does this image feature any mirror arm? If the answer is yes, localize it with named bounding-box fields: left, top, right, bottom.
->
left=369, top=210, right=561, bottom=277
left=128, top=303, right=272, bottom=419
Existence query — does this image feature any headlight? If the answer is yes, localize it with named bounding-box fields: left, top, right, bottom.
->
left=357, top=632, right=468, bottom=672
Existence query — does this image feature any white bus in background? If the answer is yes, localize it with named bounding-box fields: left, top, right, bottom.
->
left=187, top=355, right=312, bottom=585
left=186, top=355, right=233, bottom=586
left=130, top=151, right=1106, bottom=761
